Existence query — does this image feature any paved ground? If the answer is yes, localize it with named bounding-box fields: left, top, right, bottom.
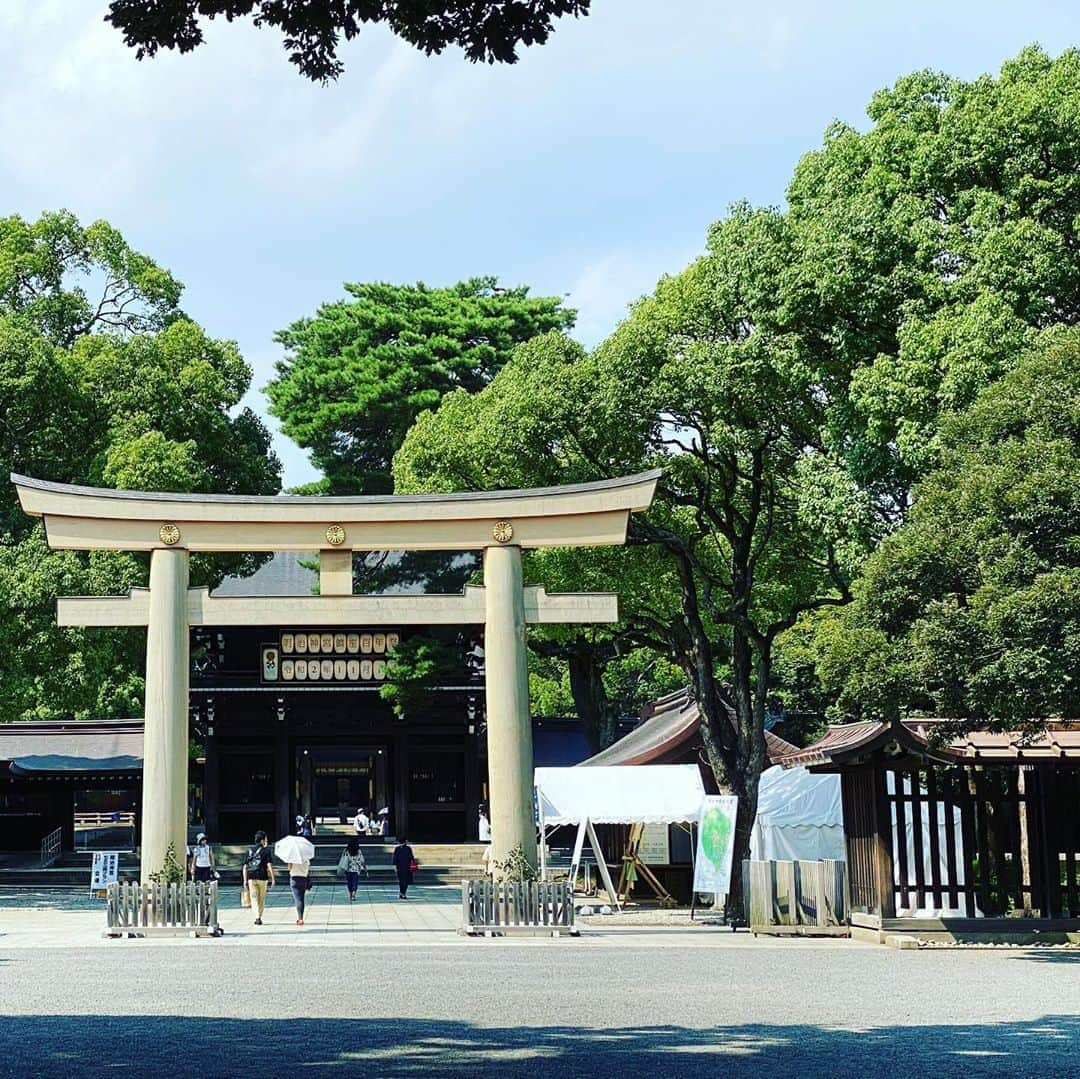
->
left=1, top=887, right=1079, bottom=1077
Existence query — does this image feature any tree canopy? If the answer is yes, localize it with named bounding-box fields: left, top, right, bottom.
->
left=391, top=46, right=1080, bottom=896
left=770, top=44, right=1080, bottom=716
left=804, top=331, right=1080, bottom=734
left=105, top=0, right=591, bottom=82
left=266, top=277, right=573, bottom=495
left=782, top=45, right=1080, bottom=507
left=0, top=211, right=281, bottom=722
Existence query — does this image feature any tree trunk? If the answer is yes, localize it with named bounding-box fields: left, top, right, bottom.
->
left=568, top=638, right=619, bottom=753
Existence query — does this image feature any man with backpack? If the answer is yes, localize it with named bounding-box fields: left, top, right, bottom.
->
left=243, top=830, right=276, bottom=925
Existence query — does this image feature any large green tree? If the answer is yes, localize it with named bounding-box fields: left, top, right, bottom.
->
left=0, top=211, right=281, bottom=722
left=106, top=1, right=591, bottom=82
left=395, top=207, right=867, bottom=906
left=772, top=44, right=1080, bottom=713
left=807, top=331, right=1080, bottom=733
left=266, top=277, right=573, bottom=495
left=784, top=45, right=1080, bottom=506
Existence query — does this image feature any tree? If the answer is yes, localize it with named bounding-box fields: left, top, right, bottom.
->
left=0, top=211, right=281, bottom=722
left=773, top=44, right=1080, bottom=713
left=807, top=331, right=1080, bottom=734
left=105, top=0, right=591, bottom=82
left=395, top=204, right=868, bottom=910
left=266, top=277, right=573, bottom=495
left=783, top=45, right=1080, bottom=508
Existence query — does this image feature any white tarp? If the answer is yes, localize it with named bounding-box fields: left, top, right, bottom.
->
left=535, top=764, right=707, bottom=825
left=750, top=765, right=846, bottom=863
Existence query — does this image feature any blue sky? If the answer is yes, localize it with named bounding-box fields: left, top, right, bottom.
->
left=1, top=2, right=1076, bottom=487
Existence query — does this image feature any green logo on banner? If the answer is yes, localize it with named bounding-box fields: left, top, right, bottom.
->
left=700, top=804, right=733, bottom=868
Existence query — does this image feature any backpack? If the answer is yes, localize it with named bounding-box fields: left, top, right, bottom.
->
left=245, top=847, right=264, bottom=874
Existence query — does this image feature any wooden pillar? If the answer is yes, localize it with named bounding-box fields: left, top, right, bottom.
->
left=274, top=728, right=291, bottom=840
left=840, top=766, right=893, bottom=918
left=464, top=710, right=481, bottom=841
left=872, top=764, right=896, bottom=918
left=140, top=548, right=190, bottom=883
left=203, top=726, right=220, bottom=840
left=60, top=788, right=76, bottom=852
left=483, top=544, right=537, bottom=868
left=393, top=730, right=409, bottom=841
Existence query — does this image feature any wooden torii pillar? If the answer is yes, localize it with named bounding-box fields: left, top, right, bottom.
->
left=13, top=470, right=660, bottom=882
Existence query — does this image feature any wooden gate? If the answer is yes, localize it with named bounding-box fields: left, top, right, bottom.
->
left=844, top=763, right=1080, bottom=919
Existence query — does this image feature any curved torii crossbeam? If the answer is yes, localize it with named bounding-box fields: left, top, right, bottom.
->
left=12, top=470, right=660, bottom=882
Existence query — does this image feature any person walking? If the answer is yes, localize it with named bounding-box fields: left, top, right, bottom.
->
left=478, top=806, right=491, bottom=842
left=392, top=836, right=415, bottom=900
left=288, top=855, right=312, bottom=926
left=189, top=833, right=215, bottom=883
left=353, top=807, right=370, bottom=835
left=242, top=830, right=275, bottom=926
left=338, top=837, right=367, bottom=901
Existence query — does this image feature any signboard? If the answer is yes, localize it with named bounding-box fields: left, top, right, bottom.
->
left=262, top=630, right=400, bottom=684
left=638, top=822, right=671, bottom=865
left=691, top=795, right=739, bottom=896
left=90, top=850, right=120, bottom=893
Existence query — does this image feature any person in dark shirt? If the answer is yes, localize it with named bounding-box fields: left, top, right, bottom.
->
left=392, top=836, right=415, bottom=900
left=242, top=830, right=275, bottom=925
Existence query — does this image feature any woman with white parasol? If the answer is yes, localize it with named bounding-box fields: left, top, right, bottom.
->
left=275, top=834, right=316, bottom=925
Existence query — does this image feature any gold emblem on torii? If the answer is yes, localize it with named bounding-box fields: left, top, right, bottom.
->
left=159, top=523, right=181, bottom=546
left=492, top=520, right=514, bottom=543
left=325, top=524, right=346, bottom=546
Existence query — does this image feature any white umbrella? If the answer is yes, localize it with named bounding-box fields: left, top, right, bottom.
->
left=275, top=835, right=315, bottom=865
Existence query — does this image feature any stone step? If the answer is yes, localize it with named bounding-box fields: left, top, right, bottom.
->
left=0, top=865, right=478, bottom=887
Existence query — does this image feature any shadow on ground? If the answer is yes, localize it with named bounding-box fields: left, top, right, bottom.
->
left=2, top=1014, right=1078, bottom=1077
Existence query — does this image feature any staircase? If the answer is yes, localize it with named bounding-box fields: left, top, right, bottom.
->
left=0, top=841, right=488, bottom=888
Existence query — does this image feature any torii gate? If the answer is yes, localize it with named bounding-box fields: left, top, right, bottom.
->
left=12, top=470, right=659, bottom=882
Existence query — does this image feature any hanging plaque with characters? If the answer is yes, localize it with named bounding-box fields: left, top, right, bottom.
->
left=261, top=630, right=399, bottom=684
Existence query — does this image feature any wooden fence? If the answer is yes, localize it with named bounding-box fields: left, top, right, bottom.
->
left=461, top=879, right=576, bottom=937
left=746, top=859, right=847, bottom=935
left=844, top=764, right=1080, bottom=920
left=105, top=881, right=221, bottom=937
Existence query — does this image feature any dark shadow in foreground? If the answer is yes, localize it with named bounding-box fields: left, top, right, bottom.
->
left=2, top=1014, right=1078, bottom=1078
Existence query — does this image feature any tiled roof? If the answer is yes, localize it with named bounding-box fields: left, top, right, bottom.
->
left=776, top=717, right=1080, bottom=769
left=582, top=687, right=798, bottom=767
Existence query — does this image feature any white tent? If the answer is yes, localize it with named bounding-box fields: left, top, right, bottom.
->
left=534, top=765, right=707, bottom=907
left=535, top=764, right=706, bottom=825
left=750, top=765, right=845, bottom=863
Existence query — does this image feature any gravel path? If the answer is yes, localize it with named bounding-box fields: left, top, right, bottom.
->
left=1, top=942, right=1078, bottom=1077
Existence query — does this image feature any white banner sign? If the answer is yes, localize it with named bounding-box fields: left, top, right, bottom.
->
left=692, top=796, right=739, bottom=895
left=90, top=851, right=120, bottom=891
left=638, top=822, right=671, bottom=865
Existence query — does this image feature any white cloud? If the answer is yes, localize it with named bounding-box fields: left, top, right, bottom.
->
left=568, top=245, right=700, bottom=349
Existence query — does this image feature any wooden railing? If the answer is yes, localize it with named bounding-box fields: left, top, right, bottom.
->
left=105, top=881, right=221, bottom=938
left=461, top=879, right=576, bottom=937
left=40, top=826, right=63, bottom=868
left=75, top=812, right=136, bottom=827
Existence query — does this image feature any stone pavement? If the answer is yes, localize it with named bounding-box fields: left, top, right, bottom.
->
left=0, top=883, right=873, bottom=950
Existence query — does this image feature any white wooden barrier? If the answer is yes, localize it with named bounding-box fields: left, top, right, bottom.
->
left=746, top=859, right=847, bottom=935
left=105, top=881, right=221, bottom=937
left=461, top=879, right=577, bottom=937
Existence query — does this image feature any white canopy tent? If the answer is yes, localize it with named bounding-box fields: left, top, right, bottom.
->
left=534, top=765, right=707, bottom=907
left=750, top=766, right=846, bottom=863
